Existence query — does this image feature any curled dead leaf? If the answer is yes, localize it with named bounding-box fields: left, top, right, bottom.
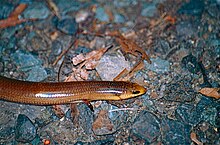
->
left=190, top=132, right=203, bottom=145
left=199, top=88, right=220, bottom=99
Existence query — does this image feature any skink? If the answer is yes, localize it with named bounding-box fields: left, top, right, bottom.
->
left=0, top=76, right=146, bottom=105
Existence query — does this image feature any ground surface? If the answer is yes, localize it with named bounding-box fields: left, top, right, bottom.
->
left=0, top=0, right=219, bottom=144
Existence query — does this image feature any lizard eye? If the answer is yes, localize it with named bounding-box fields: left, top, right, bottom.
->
left=132, top=90, right=140, bottom=94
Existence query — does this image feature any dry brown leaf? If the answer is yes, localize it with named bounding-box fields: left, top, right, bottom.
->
left=190, top=132, right=203, bottom=145
left=92, top=110, right=115, bottom=135
left=117, top=36, right=152, bottom=64
left=199, top=88, right=220, bottom=99
left=69, top=47, right=109, bottom=81
left=72, top=54, right=86, bottom=65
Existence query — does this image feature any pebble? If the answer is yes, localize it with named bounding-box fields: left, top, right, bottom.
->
left=54, top=0, right=84, bottom=14
left=95, top=7, right=109, bottom=22
left=96, top=52, right=130, bottom=81
left=201, top=103, right=220, bottom=128
left=23, top=2, right=50, bottom=19
left=178, top=0, right=205, bottom=16
left=77, top=103, right=94, bottom=134
left=114, top=13, right=125, bottom=23
left=161, top=118, right=191, bottom=144
left=141, top=3, right=158, bottom=17
left=131, top=111, right=160, bottom=143
left=207, top=4, right=220, bottom=18
left=113, top=0, right=138, bottom=8
left=26, top=66, right=47, bottom=82
left=11, top=50, right=42, bottom=71
left=56, top=17, right=78, bottom=35
left=145, top=58, right=170, bottom=74
left=175, top=104, right=202, bottom=126
left=15, top=114, right=37, bottom=143
left=11, top=50, right=47, bottom=81
left=181, top=54, right=201, bottom=74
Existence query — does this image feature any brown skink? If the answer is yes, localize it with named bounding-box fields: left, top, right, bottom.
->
left=0, top=76, right=146, bottom=105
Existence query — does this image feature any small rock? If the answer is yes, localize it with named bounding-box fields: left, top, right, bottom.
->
left=11, top=50, right=47, bottom=81
left=161, top=118, right=191, bottom=144
left=113, top=0, right=138, bottom=8
left=78, top=103, right=94, bottom=134
left=92, top=110, right=116, bottom=135
left=207, top=4, right=220, bottom=18
left=175, top=104, right=202, bottom=126
left=95, top=7, right=109, bottom=22
left=75, top=46, right=91, bottom=55
left=96, top=52, right=130, bottom=81
left=27, top=66, right=47, bottom=82
left=202, top=103, right=220, bottom=128
left=141, top=3, right=157, bottom=17
left=114, top=13, right=125, bottom=23
left=57, top=17, right=78, bottom=35
left=145, top=58, right=170, bottom=73
left=178, top=0, right=204, bottom=16
left=51, top=40, right=63, bottom=56
left=54, top=0, right=83, bottom=14
left=11, top=50, right=42, bottom=71
left=181, top=54, right=201, bottom=74
left=131, top=111, right=160, bottom=143
left=23, top=2, right=50, bottom=19
left=15, top=114, right=37, bottom=143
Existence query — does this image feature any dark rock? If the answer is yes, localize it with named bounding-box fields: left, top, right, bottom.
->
left=78, top=103, right=94, bottom=134
left=75, top=46, right=91, bottom=55
left=193, top=121, right=220, bottom=144
left=175, top=96, right=213, bottom=126
left=131, top=111, right=160, bottom=143
left=11, top=50, right=42, bottom=71
left=207, top=4, right=220, bottom=18
left=23, top=2, right=50, bottom=19
left=0, top=58, right=4, bottom=72
left=95, top=7, right=109, bottom=22
left=181, top=54, right=201, bottom=74
left=178, top=0, right=204, bottom=16
left=57, top=17, right=78, bottom=35
left=201, top=102, right=220, bottom=128
left=11, top=50, right=47, bottom=81
left=26, top=66, right=47, bottom=82
left=161, top=118, right=191, bottom=145
left=15, top=114, right=37, bottom=143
